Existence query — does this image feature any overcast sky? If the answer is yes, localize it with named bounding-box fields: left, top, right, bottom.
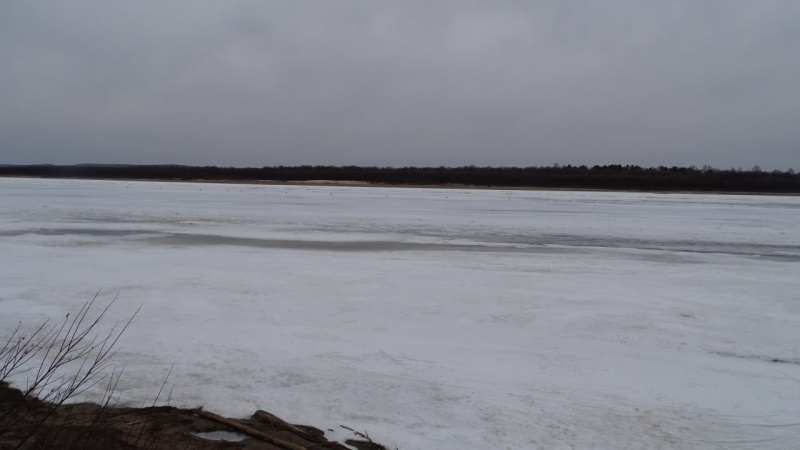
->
left=1, top=1, right=798, bottom=169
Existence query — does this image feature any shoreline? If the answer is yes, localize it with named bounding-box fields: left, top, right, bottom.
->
left=2, top=175, right=799, bottom=196
left=0, top=381, right=384, bottom=449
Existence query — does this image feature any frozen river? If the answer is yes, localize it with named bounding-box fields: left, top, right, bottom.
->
left=1, top=177, right=799, bottom=448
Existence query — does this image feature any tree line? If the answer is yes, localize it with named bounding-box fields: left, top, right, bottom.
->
left=1, top=164, right=798, bottom=192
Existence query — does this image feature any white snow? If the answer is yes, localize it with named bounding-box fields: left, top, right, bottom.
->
left=193, top=431, right=249, bottom=442
left=1, top=177, right=799, bottom=449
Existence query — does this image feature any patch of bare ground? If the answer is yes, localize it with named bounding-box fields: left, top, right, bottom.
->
left=0, top=382, right=388, bottom=450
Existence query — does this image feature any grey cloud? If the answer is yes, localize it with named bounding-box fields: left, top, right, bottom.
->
left=1, top=1, right=798, bottom=169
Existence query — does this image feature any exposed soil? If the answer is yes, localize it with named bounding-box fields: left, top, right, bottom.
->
left=0, top=383, right=387, bottom=450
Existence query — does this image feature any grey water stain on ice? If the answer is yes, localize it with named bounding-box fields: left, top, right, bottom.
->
left=5, top=227, right=799, bottom=262
left=144, top=233, right=583, bottom=254
left=0, top=228, right=160, bottom=238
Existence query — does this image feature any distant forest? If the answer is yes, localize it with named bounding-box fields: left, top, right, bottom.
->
left=1, top=164, right=799, bottom=193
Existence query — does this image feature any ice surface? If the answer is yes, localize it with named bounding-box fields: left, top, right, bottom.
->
left=1, top=178, right=799, bottom=449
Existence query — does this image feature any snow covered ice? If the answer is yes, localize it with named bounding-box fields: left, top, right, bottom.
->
left=1, top=177, right=799, bottom=449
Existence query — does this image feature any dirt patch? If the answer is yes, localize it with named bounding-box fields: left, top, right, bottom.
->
left=0, top=382, right=387, bottom=449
